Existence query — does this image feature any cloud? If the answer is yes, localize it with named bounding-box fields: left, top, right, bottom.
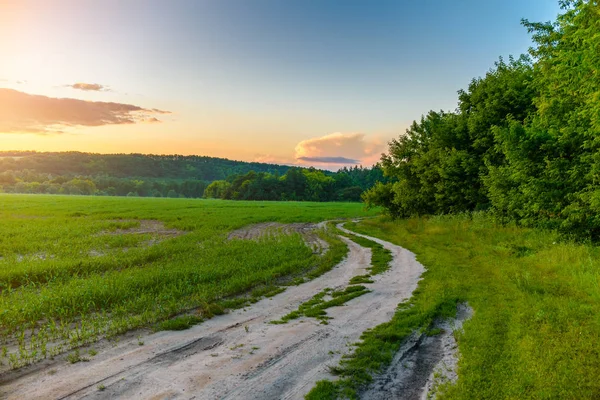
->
left=297, top=156, right=359, bottom=164
left=69, top=82, right=109, bottom=92
left=0, top=88, right=170, bottom=135
left=294, top=132, right=385, bottom=166
left=0, top=79, right=26, bottom=84
left=253, top=154, right=297, bottom=166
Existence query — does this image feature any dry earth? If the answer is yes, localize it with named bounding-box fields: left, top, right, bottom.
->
left=102, top=220, right=185, bottom=238
left=0, top=222, right=467, bottom=400
left=89, top=219, right=186, bottom=256
left=228, top=222, right=329, bottom=254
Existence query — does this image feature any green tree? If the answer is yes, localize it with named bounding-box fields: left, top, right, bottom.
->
left=282, top=168, right=308, bottom=200
left=485, top=0, right=600, bottom=238
left=365, top=56, right=535, bottom=217
left=203, top=180, right=231, bottom=199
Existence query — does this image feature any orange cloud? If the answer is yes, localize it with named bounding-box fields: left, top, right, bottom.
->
left=0, top=89, right=170, bottom=135
left=294, top=132, right=385, bottom=166
left=69, top=82, right=109, bottom=92
left=297, top=156, right=359, bottom=164
left=253, top=154, right=295, bottom=165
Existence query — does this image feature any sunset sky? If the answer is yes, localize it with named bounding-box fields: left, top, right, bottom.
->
left=1, top=0, right=560, bottom=169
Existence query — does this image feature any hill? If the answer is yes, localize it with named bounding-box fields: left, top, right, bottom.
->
left=0, top=151, right=388, bottom=201
left=0, top=151, right=291, bottom=181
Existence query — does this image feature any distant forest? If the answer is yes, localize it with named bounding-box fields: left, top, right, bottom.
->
left=364, top=1, right=600, bottom=239
left=0, top=152, right=388, bottom=201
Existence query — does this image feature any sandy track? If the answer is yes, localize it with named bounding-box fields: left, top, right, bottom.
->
left=0, top=224, right=425, bottom=400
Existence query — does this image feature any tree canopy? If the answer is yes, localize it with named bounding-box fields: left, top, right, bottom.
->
left=365, top=0, right=600, bottom=239
left=0, top=152, right=388, bottom=201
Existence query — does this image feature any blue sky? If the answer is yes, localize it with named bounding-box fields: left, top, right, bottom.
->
left=0, top=0, right=561, bottom=168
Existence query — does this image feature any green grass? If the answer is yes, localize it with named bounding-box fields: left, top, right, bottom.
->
left=155, top=315, right=204, bottom=331
left=0, top=194, right=376, bottom=369
left=272, top=285, right=371, bottom=325
left=348, top=275, right=373, bottom=284
left=338, top=229, right=392, bottom=275
left=307, top=213, right=600, bottom=399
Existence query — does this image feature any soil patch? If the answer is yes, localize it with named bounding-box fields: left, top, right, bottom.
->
left=361, top=303, right=473, bottom=400
left=102, top=220, right=184, bottom=238
left=89, top=220, right=186, bottom=255
left=228, top=222, right=329, bottom=254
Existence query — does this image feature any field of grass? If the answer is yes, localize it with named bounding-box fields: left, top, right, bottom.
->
left=0, top=194, right=376, bottom=369
left=308, top=213, right=600, bottom=399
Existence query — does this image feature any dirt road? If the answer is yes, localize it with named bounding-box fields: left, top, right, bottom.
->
left=0, top=224, right=425, bottom=400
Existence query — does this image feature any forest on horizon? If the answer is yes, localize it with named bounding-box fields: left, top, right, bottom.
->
left=0, top=151, right=388, bottom=202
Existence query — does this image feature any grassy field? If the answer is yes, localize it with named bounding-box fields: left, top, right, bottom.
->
left=5, top=194, right=599, bottom=399
left=0, top=194, right=375, bottom=369
left=308, top=213, right=600, bottom=399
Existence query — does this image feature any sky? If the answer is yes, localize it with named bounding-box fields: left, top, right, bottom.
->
left=0, top=0, right=561, bottom=170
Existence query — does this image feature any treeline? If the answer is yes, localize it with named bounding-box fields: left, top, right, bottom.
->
left=365, top=1, right=600, bottom=239
left=0, top=154, right=387, bottom=201
left=0, top=170, right=207, bottom=198
left=204, top=166, right=387, bottom=202
left=0, top=152, right=290, bottom=181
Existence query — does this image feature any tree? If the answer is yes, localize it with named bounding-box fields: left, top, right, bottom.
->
left=365, top=56, right=535, bottom=217
left=485, top=0, right=600, bottom=238
left=282, top=168, right=308, bottom=200
left=203, top=181, right=231, bottom=199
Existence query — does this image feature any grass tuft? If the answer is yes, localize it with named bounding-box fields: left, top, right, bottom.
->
left=349, top=275, right=374, bottom=284
left=154, top=315, right=203, bottom=332
left=272, top=285, right=370, bottom=325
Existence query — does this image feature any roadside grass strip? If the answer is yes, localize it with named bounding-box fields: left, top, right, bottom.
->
left=271, top=285, right=371, bottom=325
left=338, top=228, right=393, bottom=275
